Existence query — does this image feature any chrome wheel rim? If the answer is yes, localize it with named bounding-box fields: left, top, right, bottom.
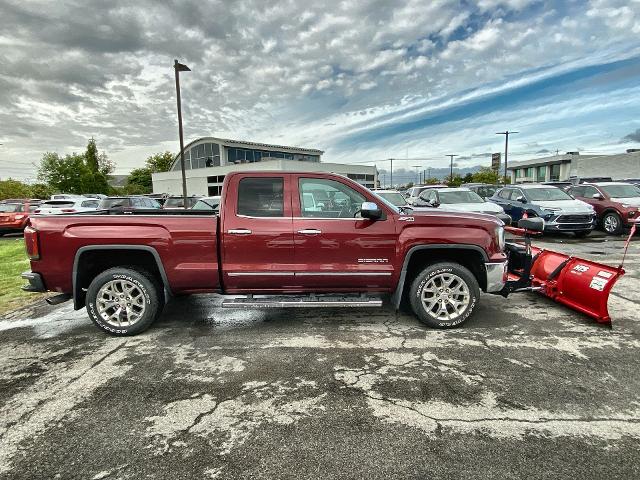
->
left=96, top=279, right=146, bottom=327
left=421, top=273, right=470, bottom=321
left=604, top=215, right=618, bottom=233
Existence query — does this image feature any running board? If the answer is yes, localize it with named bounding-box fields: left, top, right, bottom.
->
left=221, top=294, right=383, bottom=309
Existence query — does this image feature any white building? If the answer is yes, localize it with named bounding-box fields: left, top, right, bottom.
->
left=152, top=137, right=377, bottom=195
left=507, top=149, right=640, bottom=184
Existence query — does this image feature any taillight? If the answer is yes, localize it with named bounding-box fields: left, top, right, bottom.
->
left=61, top=209, right=76, bottom=213
left=24, top=226, right=40, bottom=260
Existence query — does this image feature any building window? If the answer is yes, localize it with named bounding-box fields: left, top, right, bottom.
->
left=515, top=169, right=521, bottom=179
left=536, top=165, right=546, bottom=181
left=550, top=164, right=561, bottom=181
left=525, top=167, right=534, bottom=178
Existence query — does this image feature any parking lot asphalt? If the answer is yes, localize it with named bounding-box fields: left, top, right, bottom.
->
left=1, top=232, right=639, bottom=479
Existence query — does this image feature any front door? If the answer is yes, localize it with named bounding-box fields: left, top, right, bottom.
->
left=221, top=175, right=295, bottom=291
left=291, top=175, right=396, bottom=290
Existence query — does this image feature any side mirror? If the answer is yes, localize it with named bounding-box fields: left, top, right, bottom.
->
left=516, top=196, right=527, bottom=203
left=496, top=213, right=512, bottom=226
left=360, top=202, right=382, bottom=220
left=429, top=199, right=440, bottom=208
left=517, top=217, right=544, bottom=232
left=592, top=193, right=603, bottom=200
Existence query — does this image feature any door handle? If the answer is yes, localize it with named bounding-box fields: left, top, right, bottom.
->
left=228, top=229, right=252, bottom=235
left=297, top=229, right=322, bottom=235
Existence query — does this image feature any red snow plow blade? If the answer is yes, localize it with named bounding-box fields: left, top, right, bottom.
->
left=501, top=219, right=636, bottom=326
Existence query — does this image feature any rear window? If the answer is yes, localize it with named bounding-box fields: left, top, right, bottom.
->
left=237, top=177, right=284, bottom=217
left=81, top=200, right=99, bottom=208
left=99, top=198, right=130, bottom=209
left=41, top=201, right=75, bottom=208
left=438, top=190, right=485, bottom=204
left=0, top=203, right=23, bottom=212
left=163, top=197, right=200, bottom=208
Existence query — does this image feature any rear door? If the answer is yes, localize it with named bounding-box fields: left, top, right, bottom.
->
left=291, top=175, right=396, bottom=290
left=221, top=174, right=295, bottom=291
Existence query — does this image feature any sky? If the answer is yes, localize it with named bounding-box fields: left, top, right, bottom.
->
left=1, top=0, right=640, bottom=181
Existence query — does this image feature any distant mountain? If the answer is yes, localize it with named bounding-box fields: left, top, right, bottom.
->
left=376, top=165, right=483, bottom=187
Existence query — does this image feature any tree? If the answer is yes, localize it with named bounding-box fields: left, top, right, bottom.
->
left=29, top=183, right=54, bottom=200
left=86, top=137, right=99, bottom=173
left=445, top=174, right=464, bottom=187
left=126, top=167, right=153, bottom=193
left=470, top=167, right=501, bottom=184
left=145, top=151, right=174, bottom=173
left=0, top=179, right=32, bottom=200
left=463, top=173, right=474, bottom=184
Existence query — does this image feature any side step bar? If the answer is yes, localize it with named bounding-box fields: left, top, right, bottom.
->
left=222, top=294, right=383, bottom=309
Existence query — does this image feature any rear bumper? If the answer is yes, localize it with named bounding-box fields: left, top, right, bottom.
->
left=21, top=271, right=46, bottom=292
left=485, top=261, right=508, bottom=292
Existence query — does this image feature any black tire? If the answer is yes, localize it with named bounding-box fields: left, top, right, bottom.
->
left=573, top=230, right=591, bottom=238
left=409, top=262, right=480, bottom=329
left=602, top=212, right=622, bottom=235
left=85, top=267, right=161, bottom=336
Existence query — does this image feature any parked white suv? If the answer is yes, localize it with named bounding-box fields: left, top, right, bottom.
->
left=412, top=187, right=505, bottom=216
left=35, top=198, right=100, bottom=214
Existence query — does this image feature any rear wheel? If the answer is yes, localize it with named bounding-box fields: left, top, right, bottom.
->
left=573, top=230, right=591, bottom=238
left=409, top=262, right=480, bottom=329
left=85, top=267, right=160, bottom=336
left=602, top=212, right=622, bottom=235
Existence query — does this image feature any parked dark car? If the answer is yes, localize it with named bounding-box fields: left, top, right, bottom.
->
left=489, top=184, right=596, bottom=237
left=162, top=196, right=202, bottom=209
left=98, top=196, right=162, bottom=210
left=567, top=182, right=640, bottom=235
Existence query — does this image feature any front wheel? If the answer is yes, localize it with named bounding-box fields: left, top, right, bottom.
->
left=602, top=212, right=622, bottom=235
left=85, top=267, right=161, bottom=336
left=409, top=262, right=480, bottom=329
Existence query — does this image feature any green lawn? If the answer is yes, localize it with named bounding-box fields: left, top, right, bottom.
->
left=0, top=238, right=44, bottom=315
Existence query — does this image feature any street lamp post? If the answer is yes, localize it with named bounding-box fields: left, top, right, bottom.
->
left=446, top=154, right=458, bottom=181
left=412, top=165, right=421, bottom=185
left=496, top=131, right=518, bottom=185
left=174, top=59, right=191, bottom=206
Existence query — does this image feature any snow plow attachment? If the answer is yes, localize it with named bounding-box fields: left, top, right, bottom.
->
left=499, top=218, right=635, bottom=326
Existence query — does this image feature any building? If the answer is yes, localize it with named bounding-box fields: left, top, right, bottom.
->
left=507, top=149, right=640, bottom=184
left=152, top=136, right=377, bottom=195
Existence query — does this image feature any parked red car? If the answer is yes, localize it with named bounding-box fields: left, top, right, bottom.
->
left=0, top=201, right=40, bottom=236
left=567, top=182, right=640, bottom=234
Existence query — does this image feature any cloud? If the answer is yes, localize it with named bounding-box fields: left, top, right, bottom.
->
left=622, top=129, right=640, bottom=143
left=0, top=0, right=639, bottom=179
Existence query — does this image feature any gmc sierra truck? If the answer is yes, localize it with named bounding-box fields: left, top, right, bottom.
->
left=22, top=171, right=512, bottom=336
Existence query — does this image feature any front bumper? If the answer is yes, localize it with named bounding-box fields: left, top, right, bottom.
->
left=543, top=214, right=596, bottom=231
left=485, top=261, right=508, bottom=292
left=21, top=271, right=46, bottom=292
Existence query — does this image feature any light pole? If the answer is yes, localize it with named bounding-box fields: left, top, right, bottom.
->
left=174, top=59, right=191, bottom=206
left=446, top=154, right=458, bottom=181
left=388, top=158, right=394, bottom=188
left=496, top=131, right=518, bottom=184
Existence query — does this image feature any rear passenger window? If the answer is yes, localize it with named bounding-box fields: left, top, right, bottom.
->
left=237, top=177, right=284, bottom=217
left=498, top=189, right=511, bottom=199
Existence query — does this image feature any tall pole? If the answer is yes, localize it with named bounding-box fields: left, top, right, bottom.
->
left=496, top=131, right=518, bottom=185
left=412, top=165, right=421, bottom=185
left=389, top=158, right=394, bottom=188
left=174, top=59, right=191, bottom=206
left=446, top=154, right=458, bottom=181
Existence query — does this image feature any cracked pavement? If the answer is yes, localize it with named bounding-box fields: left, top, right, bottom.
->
left=0, top=233, right=639, bottom=479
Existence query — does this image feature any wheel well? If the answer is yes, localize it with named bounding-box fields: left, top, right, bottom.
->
left=74, top=249, right=166, bottom=309
left=404, top=248, right=487, bottom=296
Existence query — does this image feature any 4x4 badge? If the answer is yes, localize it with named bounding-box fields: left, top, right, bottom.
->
left=398, top=216, right=414, bottom=222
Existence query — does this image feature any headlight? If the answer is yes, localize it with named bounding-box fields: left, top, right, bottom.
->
left=495, top=225, right=505, bottom=250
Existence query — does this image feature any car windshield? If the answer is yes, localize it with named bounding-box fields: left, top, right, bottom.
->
left=0, top=203, right=22, bottom=212
left=599, top=185, right=640, bottom=198
left=438, top=190, right=485, bottom=204
left=371, top=192, right=400, bottom=213
left=525, top=188, right=572, bottom=201
left=193, top=198, right=220, bottom=210
left=375, top=192, right=406, bottom=207
left=99, top=198, right=129, bottom=209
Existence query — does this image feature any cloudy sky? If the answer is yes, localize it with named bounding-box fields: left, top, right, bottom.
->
left=1, top=0, right=640, bottom=180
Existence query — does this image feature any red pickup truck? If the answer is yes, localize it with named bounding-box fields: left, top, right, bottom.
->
left=22, top=171, right=513, bottom=335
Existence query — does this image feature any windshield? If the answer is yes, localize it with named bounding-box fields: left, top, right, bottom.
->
left=371, top=192, right=400, bottom=213
left=376, top=192, right=407, bottom=207
left=438, top=190, right=485, bottom=204
left=193, top=198, right=220, bottom=210
left=526, top=188, right=572, bottom=201
left=0, top=203, right=22, bottom=212
left=99, top=198, right=130, bottom=209
left=600, top=185, right=640, bottom=198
